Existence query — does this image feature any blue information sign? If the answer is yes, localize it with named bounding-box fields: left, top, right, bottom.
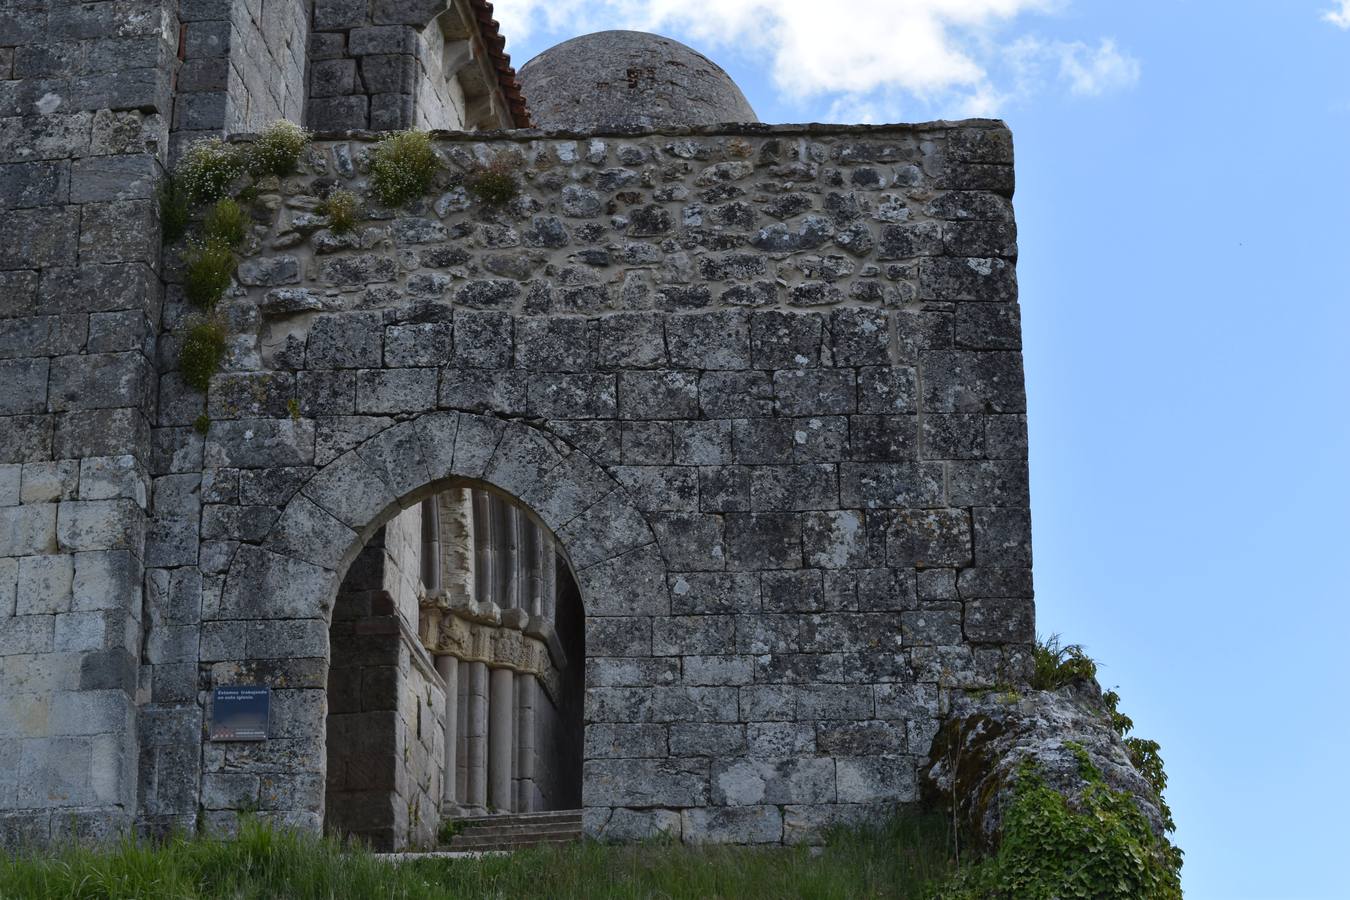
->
left=210, top=686, right=271, bottom=741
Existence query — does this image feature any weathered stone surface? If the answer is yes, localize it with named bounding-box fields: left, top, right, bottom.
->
left=219, top=546, right=338, bottom=621
left=682, top=805, right=782, bottom=843
left=712, top=757, right=835, bottom=805
left=584, top=758, right=709, bottom=807
left=922, top=680, right=1166, bottom=852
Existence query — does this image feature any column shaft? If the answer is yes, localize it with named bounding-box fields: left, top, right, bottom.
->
left=488, top=667, right=515, bottom=812
left=540, top=531, right=557, bottom=621
left=466, top=660, right=488, bottom=811
left=516, top=673, right=537, bottom=813
left=472, top=490, right=495, bottom=606
left=455, top=665, right=468, bottom=803
left=435, top=656, right=459, bottom=808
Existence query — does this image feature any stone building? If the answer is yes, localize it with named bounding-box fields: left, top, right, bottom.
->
left=0, top=2, right=1031, bottom=851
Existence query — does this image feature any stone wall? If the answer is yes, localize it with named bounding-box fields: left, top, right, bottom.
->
left=0, top=0, right=175, bottom=847
left=325, top=531, right=445, bottom=850
left=174, top=0, right=308, bottom=149
left=381, top=503, right=424, bottom=632
left=413, top=16, right=469, bottom=132
left=172, top=120, right=1033, bottom=843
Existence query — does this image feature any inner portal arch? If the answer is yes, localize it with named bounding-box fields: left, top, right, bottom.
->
left=213, top=413, right=664, bottom=849
left=325, top=481, right=585, bottom=849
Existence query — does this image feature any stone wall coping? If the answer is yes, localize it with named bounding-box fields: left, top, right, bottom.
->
left=223, top=118, right=1010, bottom=145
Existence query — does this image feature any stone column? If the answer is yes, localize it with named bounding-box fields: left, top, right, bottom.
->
left=491, top=495, right=511, bottom=608
left=539, top=531, right=558, bottom=621
left=465, top=660, right=488, bottom=812
left=440, top=488, right=474, bottom=603
left=435, top=655, right=459, bottom=809
left=488, top=667, right=515, bottom=812
left=420, top=499, right=441, bottom=594
left=522, top=522, right=542, bottom=616
left=472, top=490, right=495, bottom=607
left=507, top=504, right=525, bottom=610
left=516, top=673, right=537, bottom=813
left=455, top=666, right=469, bottom=804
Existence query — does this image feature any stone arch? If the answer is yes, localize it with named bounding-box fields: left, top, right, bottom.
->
left=210, top=412, right=666, bottom=833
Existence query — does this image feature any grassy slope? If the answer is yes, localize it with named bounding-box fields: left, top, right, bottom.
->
left=0, top=814, right=957, bottom=900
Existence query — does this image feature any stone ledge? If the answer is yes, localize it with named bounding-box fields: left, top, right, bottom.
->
left=223, top=118, right=1011, bottom=145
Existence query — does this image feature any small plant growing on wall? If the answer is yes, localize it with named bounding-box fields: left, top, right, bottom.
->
left=182, top=239, right=237, bottom=308
left=371, top=130, right=440, bottom=207
left=321, top=188, right=360, bottom=234
left=159, top=178, right=190, bottom=244
left=175, top=137, right=248, bottom=206
left=249, top=119, right=311, bottom=177
left=465, top=154, right=521, bottom=208
left=180, top=315, right=228, bottom=391
left=202, top=197, right=247, bottom=247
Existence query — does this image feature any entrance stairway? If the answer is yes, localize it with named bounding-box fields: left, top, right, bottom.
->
left=441, top=809, right=583, bottom=852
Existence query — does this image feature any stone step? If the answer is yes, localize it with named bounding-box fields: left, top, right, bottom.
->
left=453, top=809, right=582, bottom=828
left=441, top=808, right=584, bottom=852
left=450, top=822, right=581, bottom=839
left=445, top=836, right=578, bottom=852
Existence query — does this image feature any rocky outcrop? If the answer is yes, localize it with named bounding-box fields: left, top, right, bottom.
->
left=922, top=678, right=1165, bottom=851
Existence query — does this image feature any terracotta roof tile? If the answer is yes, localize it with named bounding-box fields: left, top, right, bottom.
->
left=470, top=0, right=531, bottom=127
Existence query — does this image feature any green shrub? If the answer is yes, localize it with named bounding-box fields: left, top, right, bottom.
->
left=1029, top=633, right=1097, bottom=690
left=466, top=154, right=521, bottom=208
left=370, top=130, right=440, bottom=207
left=322, top=188, right=360, bottom=234
left=249, top=119, right=310, bottom=177
left=202, top=197, right=247, bottom=247
left=193, top=413, right=211, bottom=435
left=180, top=316, right=227, bottom=392
left=158, top=178, right=190, bottom=244
left=1103, top=690, right=1179, bottom=840
left=182, top=240, right=237, bottom=308
left=176, top=137, right=248, bottom=206
left=941, top=750, right=1182, bottom=900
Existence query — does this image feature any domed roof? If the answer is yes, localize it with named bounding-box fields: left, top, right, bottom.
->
left=519, top=31, right=758, bottom=131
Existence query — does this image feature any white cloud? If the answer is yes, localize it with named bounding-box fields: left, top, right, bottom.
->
left=1325, top=1, right=1350, bottom=29
left=498, top=0, right=1138, bottom=116
left=1007, top=37, right=1140, bottom=97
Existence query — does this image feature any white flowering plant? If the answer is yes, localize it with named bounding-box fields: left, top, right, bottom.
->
left=370, top=130, right=440, bottom=207
left=175, top=138, right=248, bottom=206
left=249, top=120, right=311, bottom=177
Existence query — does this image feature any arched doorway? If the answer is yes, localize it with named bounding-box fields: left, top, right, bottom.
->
left=214, top=413, right=662, bottom=849
left=323, top=483, right=585, bottom=849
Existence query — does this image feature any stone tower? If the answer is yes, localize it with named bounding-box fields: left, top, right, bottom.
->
left=519, top=31, right=758, bottom=131
left=0, top=1, right=1030, bottom=850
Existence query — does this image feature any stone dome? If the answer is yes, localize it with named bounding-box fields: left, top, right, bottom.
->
left=519, top=31, right=758, bottom=131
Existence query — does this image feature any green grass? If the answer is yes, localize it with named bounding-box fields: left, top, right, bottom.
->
left=202, top=197, right=248, bottom=248
left=182, top=240, right=236, bottom=309
left=1029, top=633, right=1098, bottom=690
left=0, top=813, right=957, bottom=899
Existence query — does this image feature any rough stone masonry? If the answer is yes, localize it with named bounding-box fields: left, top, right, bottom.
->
left=0, top=2, right=1032, bottom=849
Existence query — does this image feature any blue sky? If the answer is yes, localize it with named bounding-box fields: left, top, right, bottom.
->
left=497, top=3, right=1350, bottom=897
